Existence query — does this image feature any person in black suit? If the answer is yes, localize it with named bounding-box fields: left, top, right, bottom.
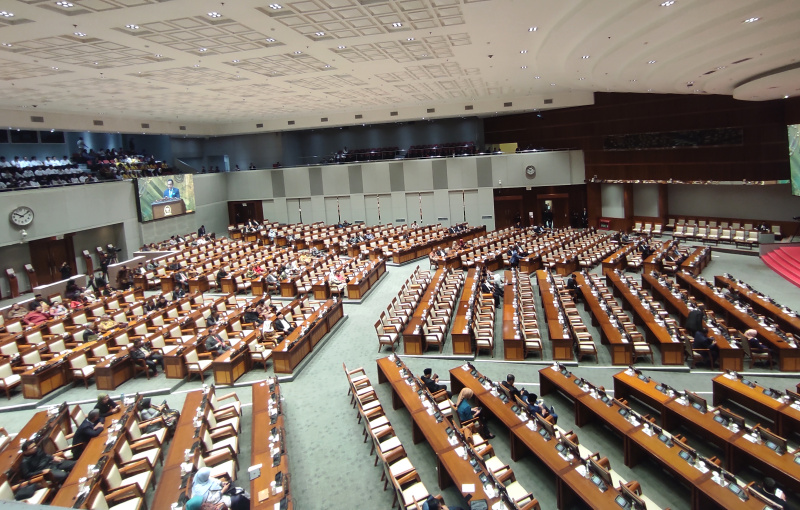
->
left=72, top=409, right=104, bottom=458
left=198, top=225, right=206, bottom=236
left=685, top=307, right=705, bottom=336
left=272, top=311, right=295, bottom=336
left=692, top=327, right=718, bottom=366
left=20, top=439, right=74, bottom=483
left=566, top=273, right=580, bottom=303
left=480, top=276, right=502, bottom=306
left=204, top=333, right=230, bottom=355
left=420, top=368, right=450, bottom=396
left=501, top=374, right=522, bottom=403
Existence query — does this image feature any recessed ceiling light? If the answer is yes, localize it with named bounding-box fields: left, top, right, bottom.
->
left=717, top=66, right=726, bottom=69
left=208, top=12, right=222, bottom=18
left=324, top=65, right=330, bottom=68
left=579, top=77, right=585, bottom=80
left=315, top=32, right=325, bottom=36
left=74, top=32, right=86, bottom=37
left=528, top=27, right=537, bottom=32
left=126, top=24, right=139, bottom=30
left=785, top=95, right=790, bottom=99
left=660, top=1, right=675, bottom=6
left=199, top=48, right=207, bottom=52
left=269, top=3, right=282, bottom=9
left=687, top=81, right=694, bottom=85
left=93, top=62, right=98, bottom=65
left=422, top=54, right=428, bottom=57
left=51, top=67, right=58, bottom=70
left=550, top=83, right=556, bottom=86
left=534, top=76, right=540, bottom=79
left=630, top=79, right=637, bottom=82
left=294, top=51, right=302, bottom=54
left=648, top=60, right=657, bottom=64
left=521, top=66, right=527, bottom=69
left=520, top=50, right=527, bottom=54
left=582, top=55, right=590, bottom=59
left=743, top=17, right=760, bottom=23
left=56, top=1, right=74, bottom=7
left=266, top=38, right=275, bottom=42
left=0, top=11, right=14, bottom=17
left=338, top=45, right=346, bottom=49
left=155, top=54, right=162, bottom=58
left=392, top=22, right=402, bottom=27
left=232, top=59, right=240, bottom=63
left=407, top=38, right=414, bottom=41
left=193, top=64, right=200, bottom=67
left=1, top=43, right=11, bottom=47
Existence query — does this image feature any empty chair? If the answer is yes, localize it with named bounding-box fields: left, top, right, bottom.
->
left=184, top=348, right=212, bottom=381
left=0, top=361, right=22, bottom=399
left=375, top=320, right=400, bottom=352
left=70, top=353, right=96, bottom=388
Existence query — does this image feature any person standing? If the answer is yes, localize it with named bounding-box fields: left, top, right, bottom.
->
left=59, top=261, right=72, bottom=280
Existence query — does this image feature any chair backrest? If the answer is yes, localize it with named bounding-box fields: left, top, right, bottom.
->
left=26, top=330, right=44, bottom=345
left=54, top=430, right=69, bottom=450
left=150, top=335, right=166, bottom=349
left=22, top=349, right=41, bottom=365
left=118, top=440, right=133, bottom=463
left=0, top=343, right=19, bottom=356
left=50, top=339, right=67, bottom=352
left=93, top=343, right=110, bottom=357
left=0, top=362, right=13, bottom=379
left=0, top=479, right=15, bottom=501
left=185, top=349, right=199, bottom=363
left=71, top=354, right=89, bottom=369
left=72, top=406, right=86, bottom=427
left=91, top=491, right=110, bottom=510
left=49, top=321, right=67, bottom=335
left=105, top=464, right=122, bottom=489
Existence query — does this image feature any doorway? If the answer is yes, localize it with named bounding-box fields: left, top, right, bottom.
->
left=538, top=194, right=570, bottom=229
left=227, top=201, right=264, bottom=227
left=28, top=235, right=76, bottom=286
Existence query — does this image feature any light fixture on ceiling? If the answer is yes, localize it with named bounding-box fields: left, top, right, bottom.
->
left=717, top=66, right=726, bottom=69
left=1, top=43, right=11, bottom=47
left=520, top=50, right=527, bottom=54
left=392, top=22, right=402, bottom=27
left=582, top=55, right=590, bottom=59
left=743, top=17, right=760, bottom=23
left=269, top=4, right=282, bottom=9
left=56, top=1, right=73, bottom=7
left=155, top=54, right=162, bottom=57
left=338, top=45, right=346, bottom=49
left=528, top=27, right=537, bottom=32
left=74, top=32, right=86, bottom=37
left=785, top=95, right=790, bottom=99
left=0, top=11, right=14, bottom=17
left=294, top=51, right=302, bottom=54
left=94, top=62, right=98, bottom=65
left=51, top=66, right=58, bottom=70
left=534, top=76, right=540, bottom=79
left=521, top=66, right=527, bottom=69
left=648, top=60, right=657, bottom=64
left=266, top=38, right=275, bottom=42
left=630, top=79, right=637, bottom=82
left=324, top=64, right=330, bottom=68
left=232, top=59, right=240, bottom=63
left=687, top=81, right=694, bottom=85
left=579, top=77, right=585, bottom=80
left=193, top=64, right=200, bottom=67
left=407, top=38, right=414, bottom=41
left=208, top=12, right=222, bottom=18
left=550, top=83, right=556, bottom=86
left=660, top=1, right=675, bottom=6
left=315, top=32, right=325, bottom=36
left=199, top=48, right=207, bottom=52
left=126, top=24, right=139, bottom=30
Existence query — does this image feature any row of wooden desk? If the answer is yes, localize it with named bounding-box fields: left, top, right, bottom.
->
left=714, top=274, right=800, bottom=338
left=676, top=272, right=800, bottom=371
left=401, top=267, right=445, bottom=355
left=273, top=298, right=344, bottom=374
left=451, top=268, right=478, bottom=356
left=614, top=370, right=800, bottom=494
left=251, top=379, right=292, bottom=509
left=539, top=367, right=768, bottom=510
left=576, top=273, right=632, bottom=365
left=392, top=226, right=487, bottom=265
left=535, top=271, right=573, bottom=361
left=449, top=364, right=657, bottom=510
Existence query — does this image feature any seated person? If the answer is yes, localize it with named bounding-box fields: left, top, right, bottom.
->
left=272, top=311, right=295, bottom=336
left=480, top=276, right=502, bottom=307
left=521, top=390, right=558, bottom=424
left=745, top=329, right=770, bottom=353
left=23, top=305, right=50, bottom=326
left=329, top=270, right=346, bottom=293
left=72, top=409, right=104, bottom=458
left=455, top=388, right=494, bottom=439
left=7, top=302, right=28, bottom=319
left=566, top=273, right=580, bottom=302
left=81, top=323, right=99, bottom=343
left=692, top=327, right=718, bottom=366
left=756, top=477, right=787, bottom=509
left=20, top=439, right=75, bottom=483
left=243, top=306, right=263, bottom=326
left=155, top=295, right=169, bottom=310
left=94, top=393, right=121, bottom=418
left=131, top=339, right=164, bottom=375
left=501, top=374, right=523, bottom=402
left=421, top=495, right=463, bottom=510
left=420, top=368, right=449, bottom=396
left=49, top=302, right=69, bottom=318
left=205, top=333, right=231, bottom=356
left=206, top=309, right=220, bottom=326
left=191, top=467, right=249, bottom=510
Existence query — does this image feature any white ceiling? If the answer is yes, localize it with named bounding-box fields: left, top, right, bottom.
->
left=0, top=0, right=798, bottom=134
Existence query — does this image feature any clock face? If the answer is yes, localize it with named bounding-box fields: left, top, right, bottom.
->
left=525, top=165, right=537, bottom=179
left=10, top=206, right=34, bottom=226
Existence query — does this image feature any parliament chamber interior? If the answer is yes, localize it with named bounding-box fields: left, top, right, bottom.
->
left=1, top=1, right=800, bottom=510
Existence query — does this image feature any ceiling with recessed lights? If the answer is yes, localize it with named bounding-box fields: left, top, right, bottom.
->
left=0, top=0, right=798, bottom=133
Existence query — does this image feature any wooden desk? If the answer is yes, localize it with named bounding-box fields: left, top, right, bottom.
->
left=452, top=269, right=478, bottom=356
left=536, top=271, right=574, bottom=361
left=401, top=268, right=444, bottom=355
left=94, top=348, right=134, bottom=390
left=212, top=338, right=252, bottom=385
left=21, top=355, right=72, bottom=399
left=272, top=299, right=343, bottom=374
left=714, top=275, right=800, bottom=338
left=151, top=390, right=206, bottom=510
left=346, top=258, right=386, bottom=299
left=502, top=283, right=524, bottom=361
left=0, top=408, right=70, bottom=477
left=251, top=380, right=292, bottom=510
left=577, top=274, right=631, bottom=365
left=712, top=374, right=800, bottom=438
left=680, top=246, right=712, bottom=276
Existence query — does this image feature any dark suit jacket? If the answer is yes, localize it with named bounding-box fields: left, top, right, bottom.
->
left=72, top=419, right=103, bottom=457
left=686, top=309, right=704, bottom=333
left=273, top=318, right=292, bottom=332
left=501, top=381, right=522, bottom=403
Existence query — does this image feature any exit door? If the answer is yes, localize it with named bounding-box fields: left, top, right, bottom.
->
left=28, top=236, right=76, bottom=286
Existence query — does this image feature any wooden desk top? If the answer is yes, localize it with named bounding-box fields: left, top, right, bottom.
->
left=251, top=380, right=292, bottom=510
left=274, top=298, right=340, bottom=352
left=377, top=356, right=427, bottom=415
left=0, top=411, right=50, bottom=474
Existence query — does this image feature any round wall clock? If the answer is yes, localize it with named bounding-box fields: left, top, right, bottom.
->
left=525, top=165, right=537, bottom=179
left=10, top=206, right=34, bottom=226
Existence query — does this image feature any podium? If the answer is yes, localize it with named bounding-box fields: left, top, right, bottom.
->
left=152, top=198, right=186, bottom=220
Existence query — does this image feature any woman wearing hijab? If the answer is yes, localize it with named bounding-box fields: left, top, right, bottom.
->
left=455, top=388, right=494, bottom=439
left=191, top=468, right=231, bottom=508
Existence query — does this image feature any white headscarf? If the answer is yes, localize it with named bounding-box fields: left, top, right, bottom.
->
left=191, top=467, right=222, bottom=499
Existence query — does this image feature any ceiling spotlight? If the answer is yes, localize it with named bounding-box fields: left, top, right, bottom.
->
left=528, top=27, right=537, bottom=32
left=717, top=66, right=726, bottom=69
left=294, top=51, right=302, bottom=54
left=582, top=55, right=590, bottom=59
left=324, top=64, right=330, bottom=68
left=126, top=24, right=139, bottom=30
left=266, top=38, right=275, bottom=42
left=0, top=11, right=14, bottom=17
left=648, top=60, right=657, bottom=64
left=94, top=62, right=98, bottom=65
left=392, top=22, right=402, bottom=27
left=520, top=50, right=527, bottom=54
left=407, top=38, right=414, bottom=41
left=1, top=43, right=11, bottom=47
left=660, top=1, right=675, bottom=6
left=208, top=12, right=222, bottom=18
left=743, top=17, right=760, bottom=23
left=51, top=66, right=58, bottom=70
left=56, top=1, right=74, bottom=7
left=534, top=76, right=540, bottom=79
left=232, top=59, right=240, bottom=63
left=74, top=32, right=86, bottom=37
left=630, top=79, right=637, bottom=82
left=579, top=77, right=585, bottom=80
left=199, top=48, right=207, bottom=52
left=269, top=4, right=282, bottom=9
left=155, top=54, right=162, bottom=57
left=338, top=45, right=346, bottom=49
left=521, top=66, right=527, bottom=69
left=687, top=81, right=694, bottom=85
left=193, top=64, right=200, bottom=67
left=550, top=83, right=556, bottom=86
left=315, top=32, right=325, bottom=36
left=785, top=95, right=790, bottom=99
